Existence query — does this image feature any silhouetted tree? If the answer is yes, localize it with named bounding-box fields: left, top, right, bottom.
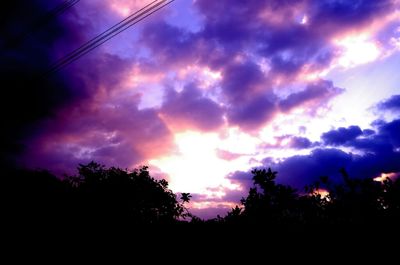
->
left=5, top=162, right=191, bottom=225
left=65, top=162, right=190, bottom=223
left=237, top=168, right=300, bottom=224
left=221, top=167, right=400, bottom=225
left=180, top=192, right=192, bottom=203
left=4, top=162, right=400, bottom=226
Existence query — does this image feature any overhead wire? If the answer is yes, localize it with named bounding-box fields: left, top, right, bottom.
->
left=47, top=0, right=159, bottom=72
left=42, top=0, right=81, bottom=20
left=45, top=0, right=174, bottom=75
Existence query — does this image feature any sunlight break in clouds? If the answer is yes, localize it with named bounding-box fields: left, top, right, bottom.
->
left=150, top=128, right=260, bottom=194
left=373, top=172, right=399, bottom=182
left=334, top=34, right=381, bottom=68
left=177, top=65, right=222, bottom=89
left=150, top=131, right=233, bottom=193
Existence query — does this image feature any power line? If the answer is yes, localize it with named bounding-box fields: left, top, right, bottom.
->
left=48, top=0, right=159, bottom=72
left=42, top=0, right=80, bottom=21
left=47, top=0, right=174, bottom=74
left=45, top=0, right=174, bottom=75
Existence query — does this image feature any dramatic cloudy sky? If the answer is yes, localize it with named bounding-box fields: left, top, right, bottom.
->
left=2, top=0, right=400, bottom=218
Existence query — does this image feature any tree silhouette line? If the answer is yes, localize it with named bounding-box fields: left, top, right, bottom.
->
left=4, top=162, right=400, bottom=225
left=209, top=168, right=400, bottom=225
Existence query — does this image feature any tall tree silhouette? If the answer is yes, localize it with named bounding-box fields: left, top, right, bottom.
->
left=238, top=168, right=300, bottom=224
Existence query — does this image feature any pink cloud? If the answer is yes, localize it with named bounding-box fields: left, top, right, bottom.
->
left=216, top=149, right=244, bottom=161
left=22, top=90, right=174, bottom=175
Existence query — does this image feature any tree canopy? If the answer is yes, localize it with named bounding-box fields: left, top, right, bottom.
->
left=4, top=161, right=400, bottom=226
left=5, top=162, right=191, bottom=225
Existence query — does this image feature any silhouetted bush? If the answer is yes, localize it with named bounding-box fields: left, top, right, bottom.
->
left=4, top=162, right=400, bottom=225
left=217, top=167, right=400, bottom=225
left=4, top=162, right=190, bottom=225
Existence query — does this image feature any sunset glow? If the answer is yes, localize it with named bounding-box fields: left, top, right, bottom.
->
left=150, top=132, right=231, bottom=193
left=8, top=0, right=400, bottom=218
left=335, top=35, right=381, bottom=68
left=109, top=0, right=152, bottom=17
left=373, top=172, right=399, bottom=182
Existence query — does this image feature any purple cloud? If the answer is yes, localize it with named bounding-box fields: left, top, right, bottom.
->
left=362, top=129, right=375, bottom=136
left=279, top=80, right=344, bottom=112
left=21, top=96, right=174, bottom=175
left=137, top=0, right=365, bottom=134
left=278, top=119, right=400, bottom=187
left=227, top=119, right=400, bottom=191
left=216, top=150, right=244, bottom=161
left=274, top=148, right=353, bottom=188
left=289, top=136, right=313, bottom=149
left=378, top=94, right=400, bottom=112
left=321, top=125, right=363, bottom=146
left=160, top=84, right=224, bottom=131
left=140, top=20, right=197, bottom=67
left=133, top=0, right=391, bottom=134
left=221, top=60, right=267, bottom=103
left=227, top=95, right=278, bottom=131
left=324, top=120, right=400, bottom=151
left=376, top=119, right=400, bottom=147
left=231, top=145, right=400, bottom=192
left=311, top=0, right=395, bottom=31
left=259, top=135, right=317, bottom=150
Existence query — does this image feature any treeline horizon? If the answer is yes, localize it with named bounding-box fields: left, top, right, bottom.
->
left=4, top=161, right=400, bottom=225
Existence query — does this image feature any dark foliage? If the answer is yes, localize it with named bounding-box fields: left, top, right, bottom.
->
left=4, top=162, right=191, bottom=225
left=214, top=167, right=400, bottom=225
left=4, top=161, right=400, bottom=226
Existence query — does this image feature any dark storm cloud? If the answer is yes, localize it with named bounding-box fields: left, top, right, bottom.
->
left=274, top=148, right=353, bottom=188
left=227, top=118, right=400, bottom=190
left=275, top=119, right=400, bottom=188
left=323, top=119, right=400, bottom=151
left=362, top=129, right=375, bottom=136
left=377, top=94, right=400, bottom=112
left=229, top=146, right=400, bottom=192
left=379, top=119, right=400, bottom=147
left=310, top=0, right=395, bottom=31
left=321, top=125, right=363, bottom=146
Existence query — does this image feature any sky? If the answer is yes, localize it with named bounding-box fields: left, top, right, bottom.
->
left=1, top=0, right=400, bottom=219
